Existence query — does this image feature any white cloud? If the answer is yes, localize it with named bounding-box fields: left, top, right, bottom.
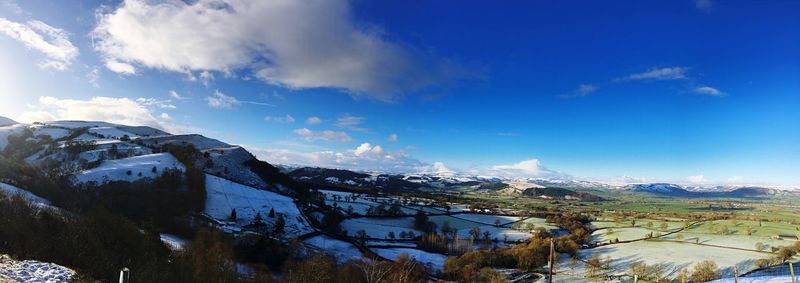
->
left=265, top=114, right=295, bottom=124
left=687, top=174, right=707, bottom=183
left=91, top=0, right=463, bottom=100
left=1, top=0, right=23, bottom=15
left=693, top=86, right=724, bottom=96
left=136, top=97, right=176, bottom=109
left=388, top=133, right=398, bottom=142
left=199, top=70, right=214, bottom=86
left=484, top=159, right=565, bottom=179
left=105, top=60, right=136, bottom=74
left=169, top=90, right=185, bottom=100
left=246, top=143, right=425, bottom=173
left=293, top=128, right=352, bottom=143
left=305, top=116, right=322, bottom=125
left=353, top=143, right=384, bottom=156
left=335, top=114, right=367, bottom=131
left=562, top=83, right=598, bottom=98
left=87, top=67, right=100, bottom=88
left=619, top=67, right=688, bottom=81
left=19, top=96, right=173, bottom=130
left=206, top=90, right=240, bottom=109
left=0, top=17, right=79, bottom=70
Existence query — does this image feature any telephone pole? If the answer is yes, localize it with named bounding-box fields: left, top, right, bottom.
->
left=548, top=238, right=555, bottom=283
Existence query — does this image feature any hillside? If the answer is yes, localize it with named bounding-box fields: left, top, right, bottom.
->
left=0, top=116, right=16, bottom=127
left=522, top=187, right=605, bottom=202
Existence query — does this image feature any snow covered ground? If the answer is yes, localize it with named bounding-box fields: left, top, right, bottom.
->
left=160, top=234, right=188, bottom=250
left=592, top=227, right=677, bottom=243
left=204, top=174, right=315, bottom=237
left=580, top=240, right=767, bottom=278
left=709, top=276, right=799, bottom=283
left=0, top=255, right=75, bottom=283
left=303, top=235, right=363, bottom=263
left=450, top=213, right=521, bottom=226
left=0, top=182, right=51, bottom=208
left=339, top=217, right=419, bottom=239
left=455, top=225, right=533, bottom=242
left=74, top=153, right=186, bottom=185
left=371, top=248, right=447, bottom=273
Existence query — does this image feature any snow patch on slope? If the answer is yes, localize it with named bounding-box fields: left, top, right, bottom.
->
left=0, top=254, right=76, bottom=283
left=74, top=153, right=185, bottom=185
left=203, top=174, right=314, bottom=237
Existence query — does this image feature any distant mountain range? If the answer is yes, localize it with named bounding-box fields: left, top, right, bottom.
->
left=627, top=183, right=781, bottom=198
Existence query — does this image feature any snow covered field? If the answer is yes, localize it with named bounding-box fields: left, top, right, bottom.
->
left=372, top=248, right=447, bottom=273
left=455, top=225, right=533, bottom=242
left=580, top=240, right=768, bottom=277
left=339, top=217, right=419, bottom=239
left=0, top=255, right=75, bottom=283
left=592, top=227, right=678, bottom=243
left=450, top=213, right=521, bottom=226
left=303, top=235, right=363, bottom=263
left=709, top=276, right=799, bottom=283
left=75, top=153, right=186, bottom=185
left=204, top=174, right=314, bottom=237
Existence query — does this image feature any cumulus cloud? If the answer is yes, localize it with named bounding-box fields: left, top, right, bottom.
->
left=335, top=114, right=367, bottom=131
left=92, top=0, right=464, bottom=100
left=484, top=159, right=565, bottom=179
left=19, top=96, right=174, bottom=130
left=206, top=91, right=240, bottom=108
left=0, top=17, right=79, bottom=70
left=305, top=116, right=322, bottom=125
left=618, top=66, right=688, bottom=81
left=388, top=133, right=398, bottom=142
left=265, top=114, right=295, bottom=124
left=293, top=128, right=352, bottom=143
left=246, top=143, right=425, bottom=173
left=692, top=86, right=724, bottom=96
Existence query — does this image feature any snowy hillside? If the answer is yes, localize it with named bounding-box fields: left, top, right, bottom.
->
left=0, top=255, right=75, bottom=283
left=0, top=182, right=51, bottom=208
left=0, top=116, right=16, bottom=127
left=75, top=153, right=186, bottom=185
left=204, top=174, right=315, bottom=237
left=0, top=124, right=26, bottom=151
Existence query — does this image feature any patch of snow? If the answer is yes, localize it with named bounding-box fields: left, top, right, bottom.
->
left=0, top=124, right=27, bottom=151
left=74, top=153, right=186, bottom=185
left=303, top=235, right=363, bottom=263
left=204, top=174, right=314, bottom=237
left=160, top=233, right=188, bottom=250
left=372, top=247, right=447, bottom=273
left=0, top=182, right=51, bottom=207
left=339, top=217, right=419, bottom=239
left=0, top=254, right=76, bottom=283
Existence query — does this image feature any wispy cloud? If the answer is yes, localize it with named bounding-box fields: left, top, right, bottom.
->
left=136, top=97, right=176, bottom=109
left=0, top=17, right=78, bottom=70
left=206, top=90, right=274, bottom=109
left=335, top=114, right=368, bottom=132
left=388, top=133, right=398, bottom=142
left=305, top=116, right=322, bottom=125
left=617, top=66, right=689, bottom=81
left=695, top=0, right=713, bottom=11
left=293, top=128, right=352, bottom=143
left=561, top=83, right=598, bottom=98
left=265, top=114, right=295, bottom=124
left=692, top=86, right=724, bottom=96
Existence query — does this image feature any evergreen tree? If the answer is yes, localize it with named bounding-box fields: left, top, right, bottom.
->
left=268, top=208, right=276, bottom=218
left=229, top=208, right=237, bottom=221
left=273, top=215, right=285, bottom=235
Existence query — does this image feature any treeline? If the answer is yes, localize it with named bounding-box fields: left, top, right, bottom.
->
left=0, top=191, right=287, bottom=282
left=441, top=212, right=592, bottom=282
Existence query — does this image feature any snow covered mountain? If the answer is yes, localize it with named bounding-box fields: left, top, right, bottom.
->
left=0, top=116, right=16, bottom=127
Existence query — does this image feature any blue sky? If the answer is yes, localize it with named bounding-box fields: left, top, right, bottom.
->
left=0, top=0, right=798, bottom=186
